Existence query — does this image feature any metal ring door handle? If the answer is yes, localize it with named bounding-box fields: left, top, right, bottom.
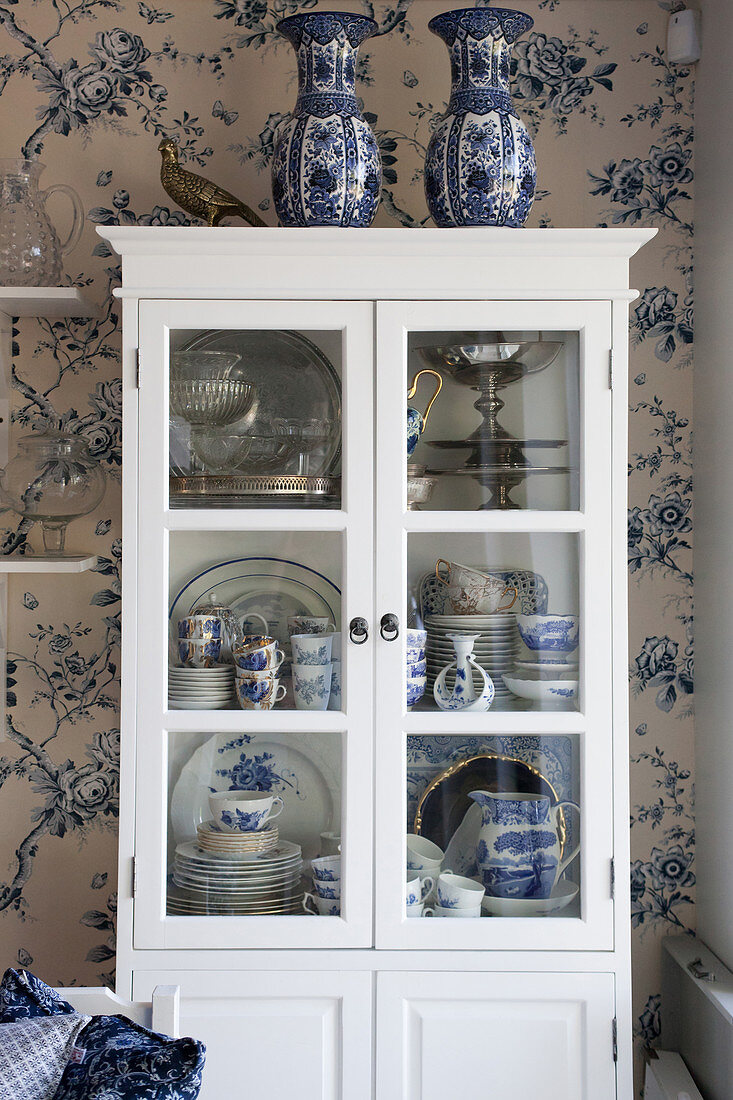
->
left=380, top=613, right=400, bottom=641
left=349, top=617, right=369, bottom=645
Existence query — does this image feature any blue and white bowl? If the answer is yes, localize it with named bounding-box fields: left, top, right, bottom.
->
left=516, top=614, right=579, bottom=653
left=407, top=659, right=427, bottom=678
left=407, top=674, right=427, bottom=710
left=406, top=647, right=426, bottom=664
left=406, top=628, right=427, bottom=648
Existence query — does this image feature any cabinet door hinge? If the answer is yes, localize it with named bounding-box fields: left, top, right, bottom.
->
left=135, top=349, right=140, bottom=389
left=610, top=857, right=616, bottom=899
left=131, top=855, right=137, bottom=899
left=612, top=1017, right=618, bottom=1063
left=608, top=348, right=615, bottom=390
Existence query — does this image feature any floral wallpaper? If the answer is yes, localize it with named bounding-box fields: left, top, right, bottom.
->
left=0, top=0, right=692, bottom=1088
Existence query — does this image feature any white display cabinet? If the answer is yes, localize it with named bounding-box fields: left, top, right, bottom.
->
left=102, top=226, right=654, bottom=1100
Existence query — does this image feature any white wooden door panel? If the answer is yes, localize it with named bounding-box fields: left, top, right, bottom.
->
left=134, top=299, right=374, bottom=950
left=375, top=299, right=615, bottom=952
left=377, top=971, right=616, bottom=1100
left=133, top=970, right=372, bottom=1100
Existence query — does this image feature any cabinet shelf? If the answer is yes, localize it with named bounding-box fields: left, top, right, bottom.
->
left=0, top=554, right=99, bottom=573
left=403, top=710, right=585, bottom=735
left=164, top=709, right=345, bottom=734
left=0, top=287, right=99, bottom=318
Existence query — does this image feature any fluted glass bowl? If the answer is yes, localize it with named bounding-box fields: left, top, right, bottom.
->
left=170, top=378, right=255, bottom=427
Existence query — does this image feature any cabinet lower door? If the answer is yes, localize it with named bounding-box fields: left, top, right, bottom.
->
left=376, top=970, right=616, bottom=1100
left=133, top=970, right=372, bottom=1100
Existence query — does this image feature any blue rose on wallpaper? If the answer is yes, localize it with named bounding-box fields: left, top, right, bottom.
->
left=510, top=29, right=616, bottom=131
left=634, top=635, right=678, bottom=685
left=628, top=506, right=644, bottom=548
left=93, top=29, right=150, bottom=73
left=632, top=287, right=693, bottom=362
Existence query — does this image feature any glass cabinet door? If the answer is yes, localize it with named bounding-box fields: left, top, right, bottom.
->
left=133, top=299, right=373, bottom=949
left=375, top=300, right=615, bottom=951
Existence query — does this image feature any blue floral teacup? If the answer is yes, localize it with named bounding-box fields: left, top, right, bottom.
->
left=233, top=635, right=284, bottom=672
left=311, top=855, right=341, bottom=882
left=303, top=892, right=340, bottom=916
left=406, top=873, right=434, bottom=907
left=178, top=637, right=222, bottom=668
left=291, top=632, right=333, bottom=666
left=235, top=674, right=287, bottom=710
left=292, top=661, right=333, bottom=711
left=314, top=880, right=341, bottom=900
left=209, top=791, right=284, bottom=832
left=327, top=659, right=342, bottom=711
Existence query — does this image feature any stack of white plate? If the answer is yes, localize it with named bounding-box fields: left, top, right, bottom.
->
left=168, top=839, right=304, bottom=915
left=196, top=819, right=279, bottom=857
left=425, top=613, right=519, bottom=703
left=168, top=665, right=235, bottom=710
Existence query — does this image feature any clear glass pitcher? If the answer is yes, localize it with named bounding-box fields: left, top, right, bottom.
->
left=0, top=159, right=84, bottom=286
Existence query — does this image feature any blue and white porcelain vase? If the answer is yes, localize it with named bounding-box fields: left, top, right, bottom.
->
left=424, top=6, right=536, bottom=227
left=272, top=11, right=382, bottom=227
left=433, top=632, right=495, bottom=712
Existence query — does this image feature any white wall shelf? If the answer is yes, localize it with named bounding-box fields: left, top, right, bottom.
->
left=0, top=554, right=98, bottom=574
left=0, top=286, right=98, bottom=319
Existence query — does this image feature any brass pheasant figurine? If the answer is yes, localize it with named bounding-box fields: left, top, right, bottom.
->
left=158, top=138, right=266, bottom=227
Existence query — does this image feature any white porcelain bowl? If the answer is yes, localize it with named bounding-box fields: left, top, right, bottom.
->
left=502, top=674, right=578, bottom=703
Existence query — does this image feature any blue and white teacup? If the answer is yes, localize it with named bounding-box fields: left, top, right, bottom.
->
left=314, top=880, right=341, bottom=900
left=178, top=615, right=223, bottom=640
left=406, top=647, right=426, bottom=665
left=406, top=659, right=427, bottom=678
left=209, top=791, right=284, bottom=832
left=303, top=893, right=340, bottom=916
left=327, top=659, right=342, bottom=711
left=292, top=661, right=333, bottom=711
left=235, top=675, right=287, bottom=710
left=311, top=855, right=341, bottom=882
left=436, top=872, right=485, bottom=909
left=233, top=634, right=284, bottom=672
left=287, top=614, right=335, bottom=638
left=406, top=874, right=434, bottom=907
left=291, top=632, right=333, bottom=666
left=178, top=637, right=222, bottom=668
left=406, top=902, right=434, bottom=918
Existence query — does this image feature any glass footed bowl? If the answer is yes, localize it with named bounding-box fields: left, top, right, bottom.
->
left=0, top=429, right=106, bottom=554
left=419, top=341, right=564, bottom=388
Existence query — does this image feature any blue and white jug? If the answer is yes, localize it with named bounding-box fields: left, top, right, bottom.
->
left=469, top=790, right=579, bottom=899
left=406, top=369, right=443, bottom=457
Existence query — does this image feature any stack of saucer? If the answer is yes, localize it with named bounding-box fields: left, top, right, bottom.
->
left=196, top=819, right=279, bottom=856
left=425, top=612, right=518, bottom=704
left=168, top=839, right=304, bottom=915
left=168, top=665, right=235, bottom=710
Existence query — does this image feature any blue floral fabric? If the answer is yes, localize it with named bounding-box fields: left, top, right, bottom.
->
left=0, top=970, right=205, bottom=1099
left=0, top=969, right=77, bottom=1023
left=52, top=1014, right=206, bottom=1100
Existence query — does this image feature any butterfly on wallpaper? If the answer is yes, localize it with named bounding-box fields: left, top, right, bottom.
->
left=403, top=70, right=418, bottom=88
left=138, top=2, right=174, bottom=24
left=212, top=100, right=239, bottom=126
